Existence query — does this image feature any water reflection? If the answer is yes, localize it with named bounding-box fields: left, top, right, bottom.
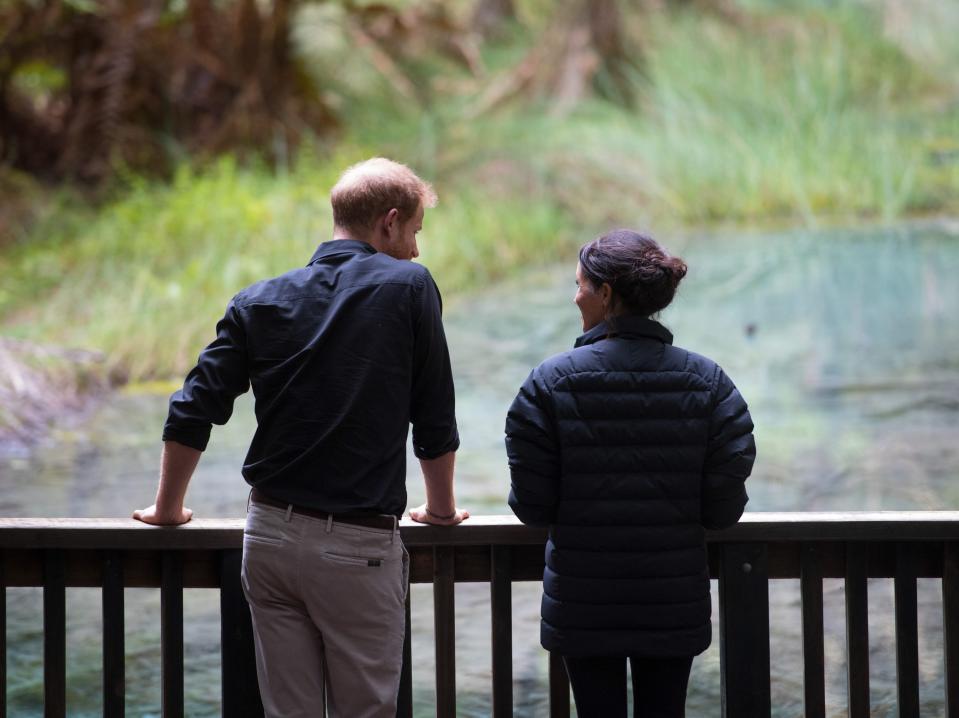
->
left=1, top=222, right=957, bottom=715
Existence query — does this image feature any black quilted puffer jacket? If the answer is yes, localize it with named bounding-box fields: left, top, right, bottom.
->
left=505, top=315, right=755, bottom=658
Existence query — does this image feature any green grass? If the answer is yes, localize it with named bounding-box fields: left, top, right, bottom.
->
left=451, top=3, right=959, bottom=228
left=629, top=4, right=959, bottom=223
left=318, top=2, right=959, bottom=228
left=0, top=153, right=574, bottom=380
left=2, top=0, right=957, bottom=381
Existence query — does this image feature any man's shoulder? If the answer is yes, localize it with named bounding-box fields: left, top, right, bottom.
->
left=231, top=266, right=311, bottom=307
left=376, top=255, right=433, bottom=284
left=343, top=256, right=437, bottom=300
left=231, top=257, right=435, bottom=308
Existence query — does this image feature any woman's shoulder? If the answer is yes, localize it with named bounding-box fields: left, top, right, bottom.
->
left=526, top=340, right=730, bottom=396
left=522, top=345, right=596, bottom=389
left=664, top=343, right=743, bottom=397
left=667, top=342, right=720, bottom=372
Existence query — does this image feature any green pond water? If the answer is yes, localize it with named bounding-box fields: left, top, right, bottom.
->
left=1, top=221, right=958, bottom=716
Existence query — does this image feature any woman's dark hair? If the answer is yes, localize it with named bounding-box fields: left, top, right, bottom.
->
left=578, top=229, right=687, bottom=317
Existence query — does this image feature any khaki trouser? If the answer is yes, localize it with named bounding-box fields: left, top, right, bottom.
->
left=241, top=501, right=408, bottom=718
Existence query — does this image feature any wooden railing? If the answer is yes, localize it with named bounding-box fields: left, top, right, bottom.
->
left=1, top=513, right=958, bottom=717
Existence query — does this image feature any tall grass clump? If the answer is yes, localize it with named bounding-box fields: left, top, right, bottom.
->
left=0, top=153, right=573, bottom=381
left=421, top=189, right=574, bottom=291
left=630, top=5, right=954, bottom=223
left=477, top=3, right=959, bottom=227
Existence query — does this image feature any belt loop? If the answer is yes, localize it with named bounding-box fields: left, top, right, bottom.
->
left=326, top=514, right=334, bottom=533
left=284, top=504, right=293, bottom=523
left=390, top=515, right=398, bottom=544
left=246, top=488, right=253, bottom=513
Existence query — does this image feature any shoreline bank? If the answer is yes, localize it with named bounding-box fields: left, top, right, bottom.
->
left=0, top=338, right=113, bottom=451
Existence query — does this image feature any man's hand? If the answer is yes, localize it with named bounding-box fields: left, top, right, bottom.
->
left=133, top=440, right=202, bottom=526
left=409, top=503, right=469, bottom=526
left=133, top=504, right=194, bottom=525
left=415, top=451, right=467, bottom=525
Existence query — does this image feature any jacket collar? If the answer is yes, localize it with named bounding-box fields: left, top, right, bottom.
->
left=308, top=239, right=377, bottom=266
left=574, top=315, right=674, bottom=348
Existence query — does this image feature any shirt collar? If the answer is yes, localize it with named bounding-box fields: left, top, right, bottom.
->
left=574, top=315, right=674, bottom=348
left=308, top=239, right=377, bottom=266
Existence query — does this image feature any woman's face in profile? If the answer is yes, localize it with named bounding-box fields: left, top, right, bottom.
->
left=575, top=262, right=607, bottom=332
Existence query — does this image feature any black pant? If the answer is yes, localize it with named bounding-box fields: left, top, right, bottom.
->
left=563, top=655, right=694, bottom=718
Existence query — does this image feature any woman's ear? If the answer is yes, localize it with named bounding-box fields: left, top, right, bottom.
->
left=600, top=282, right=613, bottom=308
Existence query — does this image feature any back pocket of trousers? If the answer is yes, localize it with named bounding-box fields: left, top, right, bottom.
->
left=323, top=552, right=385, bottom=567
left=244, top=532, right=284, bottom=547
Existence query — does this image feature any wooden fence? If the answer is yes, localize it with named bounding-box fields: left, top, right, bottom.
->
left=1, top=512, right=957, bottom=717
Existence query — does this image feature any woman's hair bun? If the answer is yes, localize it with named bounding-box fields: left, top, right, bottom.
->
left=578, top=229, right=687, bottom=316
left=661, top=256, right=688, bottom=282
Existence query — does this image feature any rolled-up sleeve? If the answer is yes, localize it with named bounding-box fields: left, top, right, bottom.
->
left=702, top=366, right=756, bottom=530
left=505, top=367, right=560, bottom=526
left=162, top=297, right=251, bottom=451
left=409, top=271, right=460, bottom=459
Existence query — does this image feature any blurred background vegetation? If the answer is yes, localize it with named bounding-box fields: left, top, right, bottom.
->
left=1, top=0, right=957, bottom=385
left=3, top=4, right=957, bottom=711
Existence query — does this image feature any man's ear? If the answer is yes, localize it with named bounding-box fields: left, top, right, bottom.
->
left=383, top=208, right=400, bottom=235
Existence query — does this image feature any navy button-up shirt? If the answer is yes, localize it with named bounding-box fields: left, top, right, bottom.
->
left=162, top=240, right=460, bottom=516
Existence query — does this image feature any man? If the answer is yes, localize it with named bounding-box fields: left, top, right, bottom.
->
left=133, top=157, right=468, bottom=717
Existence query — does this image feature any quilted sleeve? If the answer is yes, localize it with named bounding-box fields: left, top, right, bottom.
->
left=702, top=366, right=756, bottom=529
left=505, top=367, right=560, bottom=526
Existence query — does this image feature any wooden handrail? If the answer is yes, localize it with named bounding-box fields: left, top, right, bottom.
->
left=1, top=513, right=958, bottom=718
left=2, top=511, right=959, bottom=549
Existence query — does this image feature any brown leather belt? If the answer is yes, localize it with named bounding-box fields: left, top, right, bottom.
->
left=250, top=488, right=397, bottom=530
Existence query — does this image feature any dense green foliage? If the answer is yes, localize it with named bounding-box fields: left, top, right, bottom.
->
left=2, top=0, right=957, bottom=381
left=0, top=155, right=571, bottom=379
left=428, top=4, right=958, bottom=226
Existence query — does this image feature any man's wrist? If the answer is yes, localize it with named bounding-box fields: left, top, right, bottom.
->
left=425, top=506, right=456, bottom=520
left=154, top=497, right=185, bottom=519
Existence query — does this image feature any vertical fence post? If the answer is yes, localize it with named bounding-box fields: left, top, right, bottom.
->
left=433, top=546, right=456, bottom=718
left=894, top=543, right=920, bottom=718
left=894, top=543, right=921, bottom=718
left=719, top=543, right=771, bottom=718
left=43, top=550, right=66, bottom=718
left=548, top=651, right=570, bottom=718
left=0, top=549, right=7, bottom=718
left=219, top=550, right=262, bottom=718
left=161, top=552, right=184, bottom=718
left=0, top=549, right=6, bottom=718
left=102, top=551, right=124, bottom=718
left=944, top=542, right=958, bottom=718
left=844, top=543, right=870, bottom=718
left=801, top=544, right=825, bottom=718
left=491, top=546, right=513, bottom=718
left=397, top=589, right=413, bottom=718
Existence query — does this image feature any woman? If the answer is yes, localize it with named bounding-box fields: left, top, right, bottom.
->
left=505, top=229, right=756, bottom=717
